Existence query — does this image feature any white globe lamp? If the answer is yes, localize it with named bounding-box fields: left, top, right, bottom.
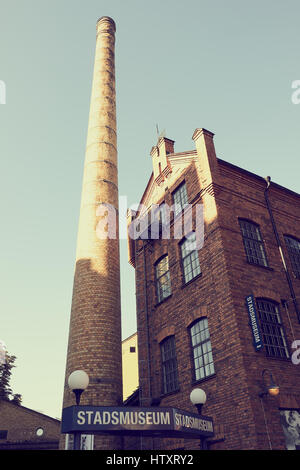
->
left=68, top=370, right=89, bottom=405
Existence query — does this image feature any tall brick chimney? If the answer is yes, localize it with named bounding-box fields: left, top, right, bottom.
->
left=60, top=17, right=122, bottom=450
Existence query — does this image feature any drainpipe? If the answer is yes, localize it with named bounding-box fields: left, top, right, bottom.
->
left=142, top=240, right=152, bottom=405
left=135, top=235, right=153, bottom=450
left=264, top=176, right=300, bottom=322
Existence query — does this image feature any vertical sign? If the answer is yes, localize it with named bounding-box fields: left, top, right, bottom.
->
left=245, top=295, right=263, bottom=351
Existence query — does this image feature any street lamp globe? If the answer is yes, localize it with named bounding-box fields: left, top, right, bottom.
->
left=190, top=388, right=207, bottom=414
left=68, top=370, right=89, bottom=405
left=259, top=369, right=280, bottom=398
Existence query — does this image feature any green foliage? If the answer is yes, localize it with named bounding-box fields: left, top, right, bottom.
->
left=0, top=354, right=22, bottom=405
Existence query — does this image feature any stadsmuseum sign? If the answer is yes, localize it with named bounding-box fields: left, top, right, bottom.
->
left=62, top=406, right=214, bottom=439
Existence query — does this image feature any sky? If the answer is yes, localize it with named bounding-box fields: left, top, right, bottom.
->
left=0, top=0, right=299, bottom=420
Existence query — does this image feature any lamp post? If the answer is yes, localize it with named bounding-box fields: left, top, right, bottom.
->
left=259, top=369, right=280, bottom=397
left=68, top=370, right=89, bottom=450
left=258, top=369, right=279, bottom=449
left=190, top=388, right=208, bottom=450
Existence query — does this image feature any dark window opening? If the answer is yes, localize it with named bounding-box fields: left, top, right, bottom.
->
left=256, top=299, right=289, bottom=359
left=161, top=336, right=179, bottom=394
left=284, top=235, right=300, bottom=279
left=239, top=219, right=268, bottom=267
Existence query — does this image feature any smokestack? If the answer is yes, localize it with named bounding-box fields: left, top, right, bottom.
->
left=61, top=17, right=122, bottom=450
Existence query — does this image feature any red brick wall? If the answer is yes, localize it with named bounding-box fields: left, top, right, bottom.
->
left=216, top=161, right=300, bottom=449
left=133, top=134, right=300, bottom=450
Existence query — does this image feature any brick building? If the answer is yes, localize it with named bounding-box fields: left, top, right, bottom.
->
left=122, top=332, right=139, bottom=402
left=127, top=128, right=300, bottom=450
left=0, top=399, right=60, bottom=450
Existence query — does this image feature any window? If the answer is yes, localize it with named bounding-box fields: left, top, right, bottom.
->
left=159, top=202, right=167, bottom=225
left=153, top=202, right=167, bottom=225
left=189, top=318, right=215, bottom=381
left=256, top=299, right=289, bottom=359
left=65, top=433, right=94, bottom=450
left=160, top=336, right=179, bottom=394
left=239, top=219, right=268, bottom=267
left=0, top=430, right=7, bottom=440
left=155, top=255, right=172, bottom=303
left=173, top=182, right=188, bottom=216
left=36, top=427, right=44, bottom=437
left=180, top=233, right=201, bottom=284
left=284, top=235, right=300, bottom=279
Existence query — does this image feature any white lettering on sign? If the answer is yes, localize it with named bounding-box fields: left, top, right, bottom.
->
left=76, top=410, right=171, bottom=426
left=77, top=411, right=85, bottom=425
left=174, top=413, right=213, bottom=433
left=245, top=295, right=263, bottom=349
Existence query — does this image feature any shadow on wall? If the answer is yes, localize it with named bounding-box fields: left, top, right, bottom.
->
left=63, top=257, right=123, bottom=408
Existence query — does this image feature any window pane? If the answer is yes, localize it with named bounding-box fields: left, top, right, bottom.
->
left=173, top=183, right=188, bottom=216
left=181, top=234, right=201, bottom=284
left=161, top=337, right=179, bottom=394
left=156, top=256, right=172, bottom=302
left=256, top=299, right=289, bottom=359
left=156, top=256, right=169, bottom=277
left=239, top=220, right=268, bottom=267
left=284, top=235, right=300, bottom=278
left=190, top=318, right=215, bottom=381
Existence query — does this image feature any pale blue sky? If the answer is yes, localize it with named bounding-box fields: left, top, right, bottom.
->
left=0, top=0, right=299, bottom=419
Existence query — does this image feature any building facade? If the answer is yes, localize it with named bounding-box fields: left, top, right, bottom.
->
left=127, top=129, right=300, bottom=450
left=0, top=399, right=60, bottom=450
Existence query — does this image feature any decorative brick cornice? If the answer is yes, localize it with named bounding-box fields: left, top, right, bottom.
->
left=150, top=146, right=159, bottom=158
left=192, top=128, right=215, bottom=142
left=155, top=173, right=165, bottom=186
left=162, top=162, right=172, bottom=178
left=155, top=162, right=172, bottom=186
left=200, top=181, right=222, bottom=198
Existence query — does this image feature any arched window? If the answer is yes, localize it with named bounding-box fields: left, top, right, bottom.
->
left=155, top=255, right=171, bottom=303
left=189, top=318, right=215, bottom=381
left=239, top=219, right=268, bottom=267
left=160, top=336, right=179, bottom=394
left=284, top=235, right=300, bottom=279
left=256, top=298, right=289, bottom=359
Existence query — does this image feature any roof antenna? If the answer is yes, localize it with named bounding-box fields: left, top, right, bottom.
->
left=155, top=124, right=166, bottom=143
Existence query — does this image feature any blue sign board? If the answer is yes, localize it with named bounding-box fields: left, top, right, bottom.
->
left=61, top=406, right=214, bottom=439
left=245, top=294, right=263, bottom=351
